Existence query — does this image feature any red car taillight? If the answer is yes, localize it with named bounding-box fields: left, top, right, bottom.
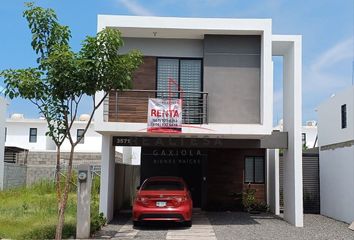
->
left=136, top=196, right=149, bottom=206
left=172, top=195, right=188, bottom=206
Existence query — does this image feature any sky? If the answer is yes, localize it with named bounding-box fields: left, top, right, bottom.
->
left=0, top=0, right=353, bottom=125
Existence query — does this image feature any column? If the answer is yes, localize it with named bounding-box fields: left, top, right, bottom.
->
left=99, top=135, right=115, bottom=222
left=282, top=37, right=303, bottom=227
left=267, top=149, right=280, bottom=215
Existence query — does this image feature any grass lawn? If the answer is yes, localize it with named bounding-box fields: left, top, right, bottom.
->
left=0, top=177, right=104, bottom=239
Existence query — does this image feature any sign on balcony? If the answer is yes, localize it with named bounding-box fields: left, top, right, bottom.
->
left=147, top=98, right=182, bottom=133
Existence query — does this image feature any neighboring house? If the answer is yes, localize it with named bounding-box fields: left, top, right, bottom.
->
left=0, top=97, right=7, bottom=190
left=275, top=119, right=318, bottom=149
left=95, top=16, right=303, bottom=226
left=318, top=86, right=354, bottom=224
left=5, top=114, right=102, bottom=152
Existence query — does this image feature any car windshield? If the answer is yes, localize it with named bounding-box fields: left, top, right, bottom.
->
left=142, top=180, right=185, bottom=191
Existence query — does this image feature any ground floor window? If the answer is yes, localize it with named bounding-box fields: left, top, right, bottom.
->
left=244, top=156, right=264, bottom=183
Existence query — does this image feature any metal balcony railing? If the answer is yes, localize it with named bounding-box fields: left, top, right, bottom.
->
left=103, top=89, right=208, bottom=124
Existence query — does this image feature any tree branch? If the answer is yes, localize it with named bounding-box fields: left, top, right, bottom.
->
left=73, top=92, right=108, bottom=147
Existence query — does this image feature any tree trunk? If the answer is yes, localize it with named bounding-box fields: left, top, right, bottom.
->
left=56, top=146, right=61, bottom=212
left=55, top=147, right=75, bottom=240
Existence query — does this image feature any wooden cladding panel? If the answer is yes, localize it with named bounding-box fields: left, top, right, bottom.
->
left=206, top=148, right=266, bottom=210
left=108, top=56, right=156, bottom=122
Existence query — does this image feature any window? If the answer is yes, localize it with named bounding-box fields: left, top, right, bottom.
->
left=157, top=58, right=203, bottom=123
left=142, top=181, right=185, bottom=191
left=157, top=58, right=202, bottom=94
left=341, top=104, right=347, bottom=129
left=302, top=133, right=306, bottom=146
left=244, top=157, right=264, bottom=183
left=4, top=127, right=7, bottom=142
left=77, top=129, right=85, bottom=144
left=29, top=128, right=37, bottom=143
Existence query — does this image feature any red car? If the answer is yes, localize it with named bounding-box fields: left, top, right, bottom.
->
left=133, top=176, right=193, bottom=227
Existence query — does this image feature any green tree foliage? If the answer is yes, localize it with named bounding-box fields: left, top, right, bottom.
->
left=0, top=3, right=142, bottom=239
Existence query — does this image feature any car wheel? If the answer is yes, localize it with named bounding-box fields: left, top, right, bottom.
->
left=184, top=220, right=192, bottom=227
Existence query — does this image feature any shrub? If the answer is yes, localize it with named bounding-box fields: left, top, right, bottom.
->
left=242, top=188, right=256, bottom=212
left=91, top=212, right=106, bottom=233
left=21, top=223, right=76, bottom=239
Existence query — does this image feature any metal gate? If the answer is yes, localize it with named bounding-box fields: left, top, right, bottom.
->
left=280, top=149, right=320, bottom=213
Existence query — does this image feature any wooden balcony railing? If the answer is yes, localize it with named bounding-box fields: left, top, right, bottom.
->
left=103, top=90, right=208, bottom=124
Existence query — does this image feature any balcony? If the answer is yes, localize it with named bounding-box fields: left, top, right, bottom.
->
left=103, top=90, right=208, bottom=124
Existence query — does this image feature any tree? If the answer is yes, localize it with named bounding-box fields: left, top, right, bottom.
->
left=0, top=3, right=142, bottom=239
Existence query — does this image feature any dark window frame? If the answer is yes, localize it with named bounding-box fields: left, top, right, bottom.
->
left=29, top=128, right=37, bottom=143
left=341, top=104, right=347, bottom=129
left=244, top=156, right=265, bottom=184
left=302, top=133, right=306, bottom=146
left=77, top=129, right=85, bottom=144
left=155, top=57, right=204, bottom=94
left=155, top=57, right=204, bottom=124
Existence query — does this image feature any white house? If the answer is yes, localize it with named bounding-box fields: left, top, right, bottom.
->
left=0, top=97, right=7, bottom=190
left=5, top=114, right=102, bottom=152
left=318, top=86, right=354, bottom=224
left=275, top=119, right=318, bottom=149
left=95, top=15, right=303, bottom=226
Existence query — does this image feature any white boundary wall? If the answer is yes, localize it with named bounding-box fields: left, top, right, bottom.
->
left=0, top=97, right=6, bottom=190
left=318, top=87, right=354, bottom=224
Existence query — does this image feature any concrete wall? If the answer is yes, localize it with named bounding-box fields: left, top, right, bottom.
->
left=120, top=37, right=203, bottom=58
left=3, top=163, right=27, bottom=189
left=319, top=146, right=354, bottom=224
left=318, top=87, right=354, bottom=146
left=204, top=35, right=261, bottom=124
left=114, top=163, right=140, bottom=211
left=17, top=151, right=105, bottom=166
left=0, top=97, right=7, bottom=190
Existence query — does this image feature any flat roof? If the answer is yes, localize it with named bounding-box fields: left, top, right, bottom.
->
left=97, top=15, right=272, bottom=39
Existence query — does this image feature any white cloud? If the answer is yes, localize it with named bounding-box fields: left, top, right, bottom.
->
left=301, top=37, right=353, bottom=120
left=304, top=37, right=353, bottom=95
left=310, top=37, right=353, bottom=73
left=118, top=0, right=154, bottom=16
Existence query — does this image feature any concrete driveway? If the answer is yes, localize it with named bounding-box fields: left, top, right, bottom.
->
left=94, top=211, right=354, bottom=240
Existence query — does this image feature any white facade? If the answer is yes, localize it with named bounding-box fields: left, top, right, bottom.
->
left=95, top=15, right=274, bottom=137
left=318, top=86, right=354, bottom=224
left=96, top=15, right=303, bottom=226
left=0, top=97, right=7, bottom=190
left=5, top=115, right=102, bottom=152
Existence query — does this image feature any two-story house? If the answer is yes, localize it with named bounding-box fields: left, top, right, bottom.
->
left=95, top=15, right=303, bottom=227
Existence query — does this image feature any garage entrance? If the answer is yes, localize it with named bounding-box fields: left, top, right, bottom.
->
left=140, top=147, right=207, bottom=208
left=111, top=137, right=268, bottom=214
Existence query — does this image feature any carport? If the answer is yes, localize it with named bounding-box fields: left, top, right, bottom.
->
left=99, top=132, right=288, bottom=220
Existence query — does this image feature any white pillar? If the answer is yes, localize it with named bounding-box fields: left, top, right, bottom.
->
left=267, top=149, right=280, bottom=215
left=282, top=37, right=303, bottom=227
left=99, top=135, right=115, bottom=222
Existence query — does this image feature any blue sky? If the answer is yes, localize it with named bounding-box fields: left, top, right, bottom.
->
left=0, top=0, right=353, bottom=125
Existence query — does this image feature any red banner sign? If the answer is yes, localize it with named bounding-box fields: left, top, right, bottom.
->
left=147, top=98, right=182, bottom=133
